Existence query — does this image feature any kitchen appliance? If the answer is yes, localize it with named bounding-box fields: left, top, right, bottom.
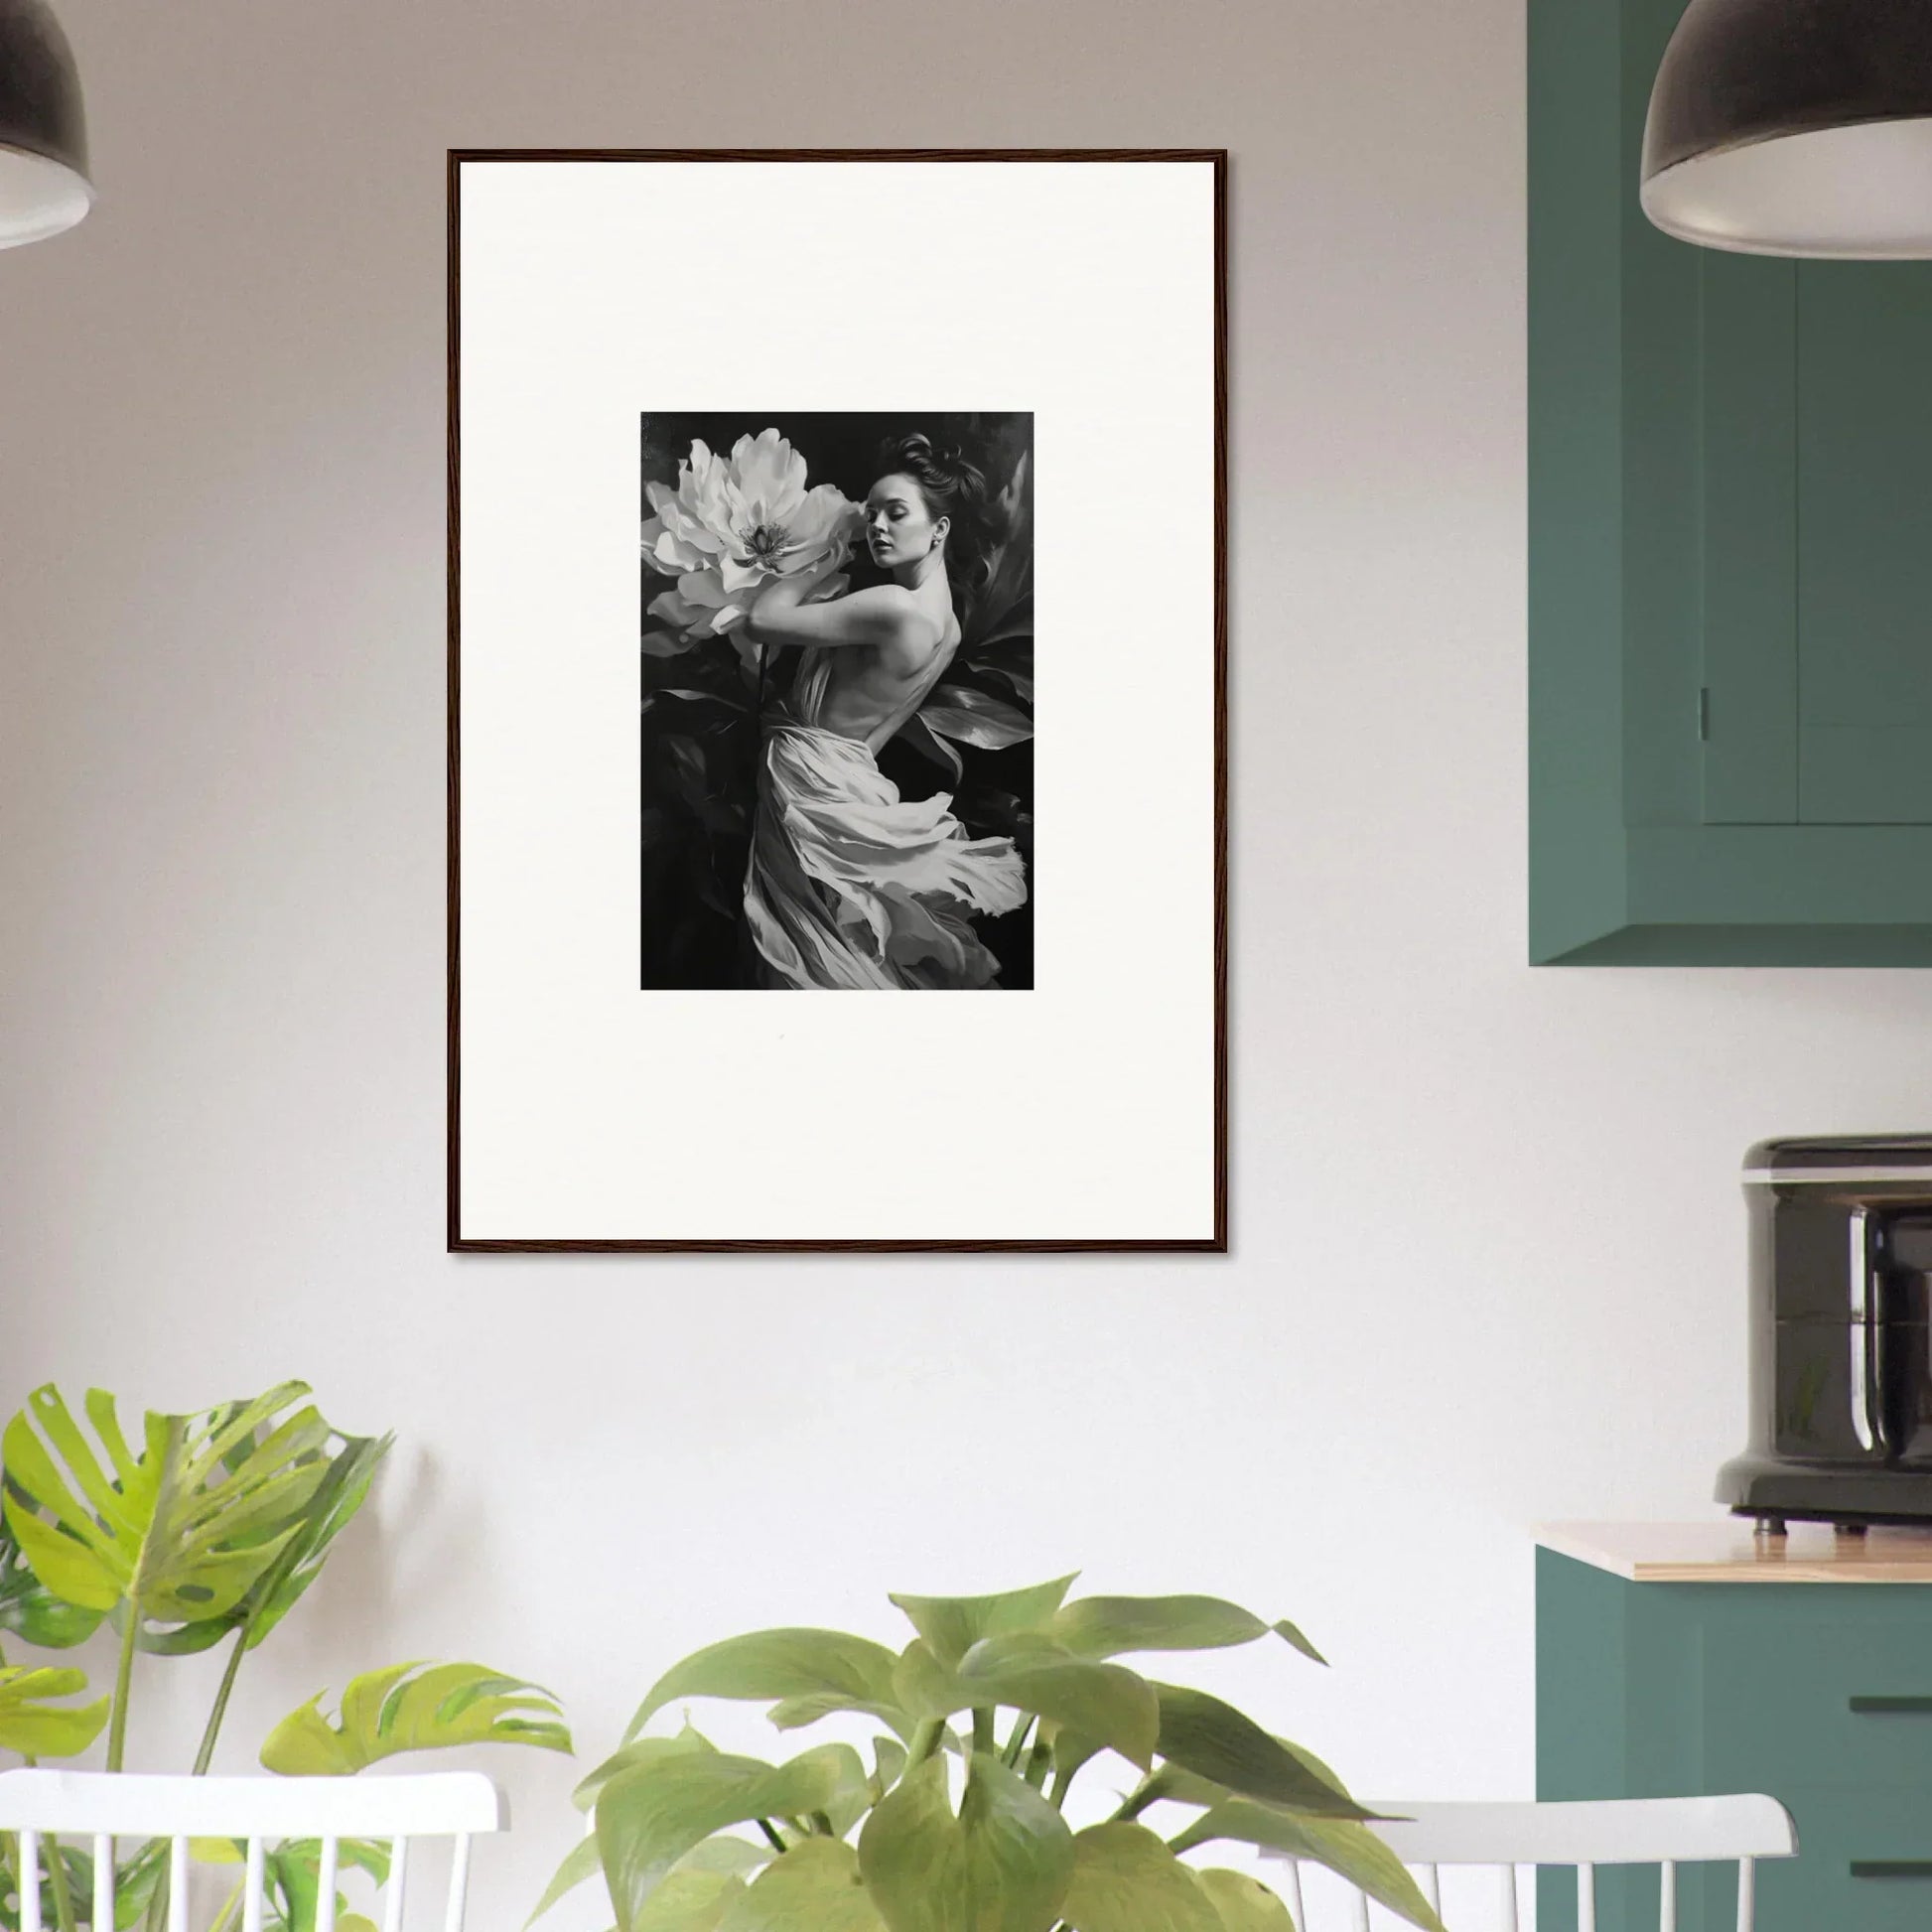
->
left=1719, top=1135, right=1932, bottom=1531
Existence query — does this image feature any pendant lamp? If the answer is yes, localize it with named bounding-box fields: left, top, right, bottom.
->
left=0, top=0, right=88, bottom=249
left=1642, top=0, right=1932, bottom=258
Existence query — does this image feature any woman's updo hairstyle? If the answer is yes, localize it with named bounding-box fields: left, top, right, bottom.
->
left=875, top=431, right=996, bottom=607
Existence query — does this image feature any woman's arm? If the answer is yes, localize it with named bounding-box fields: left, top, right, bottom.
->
left=744, top=574, right=925, bottom=651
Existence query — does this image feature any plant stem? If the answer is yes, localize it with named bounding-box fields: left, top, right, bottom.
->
left=105, top=1611, right=140, bottom=1773
left=207, top=1877, right=245, bottom=1932
left=971, top=1708, right=995, bottom=1756
left=1022, top=1735, right=1053, bottom=1791
left=1107, top=1776, right=1158, bottom=1822
left=906, top=1720, right=945, bottom=1765
left=193, top=1630, right=249, bottom=1775
left=46, top=1837, right=77, bottom=1932
left=756, top=1819, right=788, bottom=1855
left=1001, top=1714, right=1035, bottom=1768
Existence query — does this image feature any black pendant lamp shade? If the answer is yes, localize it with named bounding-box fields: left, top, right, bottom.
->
left=0, top=0, right=88, bottom=249
left=1642, top=0, right=1932, bottom=257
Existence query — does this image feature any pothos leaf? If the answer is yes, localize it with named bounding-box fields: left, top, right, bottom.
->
left=1172, top=1807, right=1448, bottom=1932
left=1058, top=1822, right=1222, bottom=1932
left=628, top=1628, right=903, bottom=1739
left=596, top=1744, right=864, bottom=1932
left=857, top=1752, right=1074, bottom=1932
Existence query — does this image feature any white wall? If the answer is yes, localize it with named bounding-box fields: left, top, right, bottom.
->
left=5, top=1, right=1932, bottom=1923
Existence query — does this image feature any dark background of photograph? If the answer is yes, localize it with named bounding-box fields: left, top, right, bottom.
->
left=639, top=411, right=1034, bottom=990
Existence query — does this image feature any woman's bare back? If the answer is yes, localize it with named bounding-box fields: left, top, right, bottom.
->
left=814, top=595, right=961, bottom=755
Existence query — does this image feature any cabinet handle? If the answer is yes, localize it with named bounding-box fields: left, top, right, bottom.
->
left=1853, top=1863, right=1932, bottom=1879
left=1850, top=1697, right=1932, bottom=1714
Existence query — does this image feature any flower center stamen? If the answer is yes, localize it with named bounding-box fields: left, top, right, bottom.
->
left=745, top=522, right=787, bottom=563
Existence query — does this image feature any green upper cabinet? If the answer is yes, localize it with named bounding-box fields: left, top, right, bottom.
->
left=1530, top=0, right=1932, bottom=965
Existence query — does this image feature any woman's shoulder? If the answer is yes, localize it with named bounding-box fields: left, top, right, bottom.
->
left=844, top=584, right=946, bottom=653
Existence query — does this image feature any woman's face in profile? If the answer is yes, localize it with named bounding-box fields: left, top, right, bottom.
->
left=865, top=473, right=942, bottom=569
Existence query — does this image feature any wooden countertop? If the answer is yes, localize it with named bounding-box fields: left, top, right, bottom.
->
left=1538, top=1520, right=1932, bottom=1584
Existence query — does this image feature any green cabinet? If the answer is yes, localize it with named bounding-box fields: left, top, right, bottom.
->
left=1530, top=0, right=1932, bottom=964
left=1538, top=1548, right=1932, bottom=1932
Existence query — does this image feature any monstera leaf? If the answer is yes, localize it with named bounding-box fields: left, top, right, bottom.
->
left=140, top=1431, right=392, bottom=1658
left=0, top=1517, right=103, bottom=1650
left=195, top=1836, right=388, bottom=1932
left=0, top=1660, right=108, bottom=1758
left=260, top=1661, right=571, bottom=1775
left=1, top=1383, right=334, bottom=1634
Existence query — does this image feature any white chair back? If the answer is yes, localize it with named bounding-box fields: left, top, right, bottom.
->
left=0, top=1769, right=504, bottom=1932
left=1263, top=1795, right=1798, bottom=1932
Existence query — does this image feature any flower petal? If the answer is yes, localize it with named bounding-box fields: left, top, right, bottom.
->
left=641, top=516, right=707, bottom=576
left=675, top=570, right=729, bottom=610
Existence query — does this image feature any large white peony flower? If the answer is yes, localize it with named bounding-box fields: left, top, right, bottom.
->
left=641, top=429, right=865, bottom=648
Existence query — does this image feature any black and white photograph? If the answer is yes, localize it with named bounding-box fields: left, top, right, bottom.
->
left=451, top=151, right=1222, bottom=1247
left=637, top=412, right=1035, bottom=991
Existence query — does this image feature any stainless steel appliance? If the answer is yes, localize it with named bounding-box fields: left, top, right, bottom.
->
left=1719, top=1135, right=1932, bottom=1531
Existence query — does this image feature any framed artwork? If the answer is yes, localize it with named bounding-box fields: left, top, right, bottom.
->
left=449, top=149, right=1226, bottom=1251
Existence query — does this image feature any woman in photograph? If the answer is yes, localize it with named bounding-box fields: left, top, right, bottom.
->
left=741, top=433, right=1028, bottom=990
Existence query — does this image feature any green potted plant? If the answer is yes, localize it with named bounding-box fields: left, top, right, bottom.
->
left=0, top=1380, right=571, bottom=1932
left=536, top=1574, right=1447, bottom=1932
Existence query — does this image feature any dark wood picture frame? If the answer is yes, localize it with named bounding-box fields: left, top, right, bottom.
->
left=448, top=148, right=1228, bottom=1254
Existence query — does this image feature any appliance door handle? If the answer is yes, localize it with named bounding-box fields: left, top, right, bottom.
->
left=1850, top=1206, right=1879, bottom=1451
left=1851, top=1697, right=1932, bottom=1714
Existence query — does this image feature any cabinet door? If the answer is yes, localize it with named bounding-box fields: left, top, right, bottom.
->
left=1797, top=267, right=1932, bottom=823
left=1701, top=258, right=1932, bottom=827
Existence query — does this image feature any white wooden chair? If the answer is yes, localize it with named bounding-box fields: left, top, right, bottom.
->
left=1262, top=1795, right=1798, bottom=1932
left=0, top=1769, right=504, bottom=1932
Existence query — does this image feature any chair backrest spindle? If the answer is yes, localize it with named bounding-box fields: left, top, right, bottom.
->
left=1258, top=1796, right=1796, bottom=1932
left=1282, top=1857, right=1307, bottom=1930
left=385, top=1835, right=411, bottom=1932
left=317, top=1832, right=341, bottom=1932
left=19, top=1828, right=41, bottom=1932
left=0, top=1771, right=502, bottom=1932
left=243, top=1836, right=266, bottom=1932
left=445, top=1832, right=474, bottom=1932
left=91, top=1831, right=111, bottom=1932
left=168, top=1834, right=190, bottom=1932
